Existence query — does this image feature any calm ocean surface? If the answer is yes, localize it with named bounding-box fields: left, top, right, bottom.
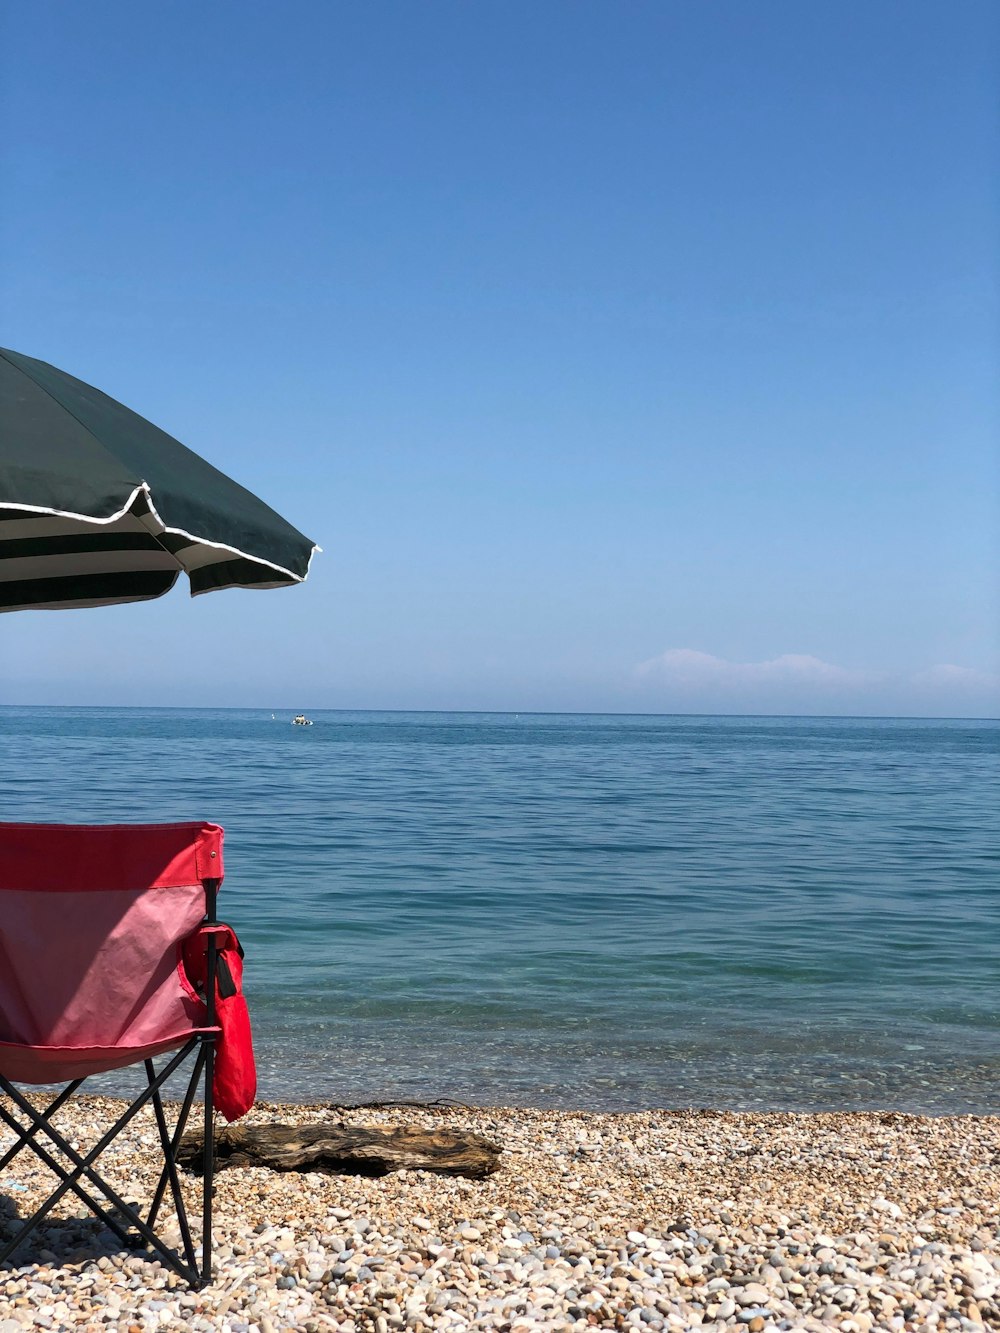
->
left=1, top=707, right=997, bottom=1114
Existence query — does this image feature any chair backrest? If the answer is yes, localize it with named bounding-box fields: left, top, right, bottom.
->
left=0, top=822, right=222, bottom=1068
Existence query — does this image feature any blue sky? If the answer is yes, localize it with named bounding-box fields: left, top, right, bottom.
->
left=1, top=1, right=997, bottom=715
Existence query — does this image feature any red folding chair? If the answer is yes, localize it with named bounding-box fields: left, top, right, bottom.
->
left=0, top=821, right=256, bottom=1286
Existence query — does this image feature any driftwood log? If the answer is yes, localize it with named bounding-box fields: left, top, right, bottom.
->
left=178, top=1122, right=501, bottom=1179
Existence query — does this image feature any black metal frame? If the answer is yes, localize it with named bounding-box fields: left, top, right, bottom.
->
left=0, top=878, right=221, bottom=1287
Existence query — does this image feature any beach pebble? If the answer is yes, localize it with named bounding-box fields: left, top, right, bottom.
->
left=0, top=1097, right=997, bottom=1333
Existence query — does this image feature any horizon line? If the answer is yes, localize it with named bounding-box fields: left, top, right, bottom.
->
left=1, top=703, right=997, bottom=723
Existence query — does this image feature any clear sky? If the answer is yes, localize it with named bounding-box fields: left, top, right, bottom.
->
left=1, top=1, right=997, bottom=716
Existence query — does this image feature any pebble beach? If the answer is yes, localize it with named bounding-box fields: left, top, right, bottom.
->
left=1, top=1097, right=998, bottom=1332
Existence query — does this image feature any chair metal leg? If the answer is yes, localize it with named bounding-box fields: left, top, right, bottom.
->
left=0, top=1080, right=83, bottom=1173
left=0, top=1043, right=202, bottom=1283
left=147, top=1034, right=217, bottom=1287
left=200, top=913, right=219, bottom=1289
left=201, top=1038, right=216, bottom=1286
left=146, top=1042, right=208, bottom=1229
left=144, top=1058, right=199, bottom=1276
left=0, top=1095, right=135, bottom=1251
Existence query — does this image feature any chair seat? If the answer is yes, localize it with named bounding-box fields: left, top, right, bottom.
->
left=0, top=1029, right=219, bottom=1084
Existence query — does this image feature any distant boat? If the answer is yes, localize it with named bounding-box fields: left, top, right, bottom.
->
left=292, top=713, right=313, bottom=726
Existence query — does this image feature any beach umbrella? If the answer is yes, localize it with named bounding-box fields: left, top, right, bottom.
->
left=0, top=347, right=318, bottom=612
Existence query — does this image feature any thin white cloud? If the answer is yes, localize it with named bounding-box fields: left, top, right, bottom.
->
left=911, top=663, right=1000, bottom=692
left=635, top=648, right=871, bottom=689
left=633, top=649, right=1000, bottom=715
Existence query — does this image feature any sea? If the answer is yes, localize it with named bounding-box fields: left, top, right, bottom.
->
left=1, top=707, right=997, bottom=1115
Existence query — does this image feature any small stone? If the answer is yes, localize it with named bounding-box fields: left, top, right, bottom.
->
left=737, top=1284, right=770, bottom=1305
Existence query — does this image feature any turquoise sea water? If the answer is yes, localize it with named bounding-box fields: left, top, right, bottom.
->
left=1, top=707, right=997, bottom=1113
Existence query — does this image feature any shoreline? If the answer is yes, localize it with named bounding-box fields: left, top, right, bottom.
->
left=1, top=1097, right=998, bottom=1331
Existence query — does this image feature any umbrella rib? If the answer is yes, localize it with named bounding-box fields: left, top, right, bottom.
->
left=137, top=491, right=320, bottom=582
left=1, top=492, right=319, bottom=584
left=0, top=486, right=153, bottom=529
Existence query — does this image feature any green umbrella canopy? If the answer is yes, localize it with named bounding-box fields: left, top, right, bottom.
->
left=0, top=347, right=318, bottom=612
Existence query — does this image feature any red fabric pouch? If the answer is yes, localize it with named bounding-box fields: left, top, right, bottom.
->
left=180, top=924, right=257, bottom=1122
